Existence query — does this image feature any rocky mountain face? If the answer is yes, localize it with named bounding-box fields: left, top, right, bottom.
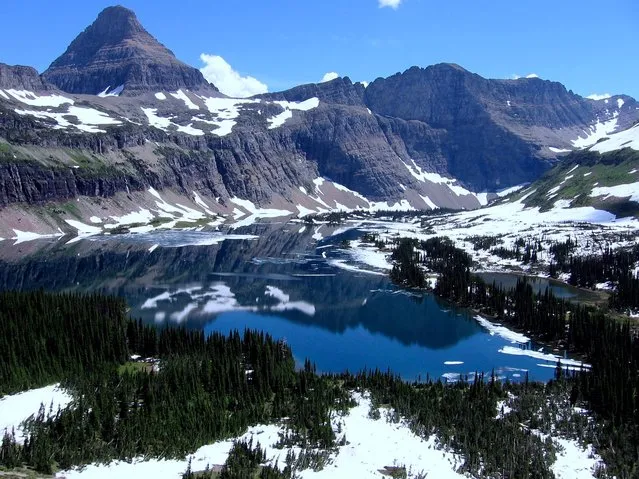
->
left=41, top=6, right=216, bottom=96
left=0, top=5, right=638, bottom=236
left=0, top=64, right=53, bottom=91
left=363, top=65, right=639, bottom=189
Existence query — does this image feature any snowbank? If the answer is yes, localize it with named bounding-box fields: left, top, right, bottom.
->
left=58, top=393, right=466, bottom=479
left=1, top=384, right=72, bottom=443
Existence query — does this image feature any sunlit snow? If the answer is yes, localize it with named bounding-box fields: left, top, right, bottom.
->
left=267, top=98, right=320, bottom=129
left=1, top=384, right=72, bottom=443
left=590, top=181, right=639, bottom=203
left=590, top=123, right=639, bottom=154
left=97, top=85, right=124, bottom=97
left=58, top=393, right=469, bottom=479
left=571, top=113, right=619, bottom=148
left=474, top=316, right=530, bottom=344
left=15, top=105, right=121, bottom=133
left=170, top=89, right=199, bottom=110
left=4, top=89, right=73, bottom=107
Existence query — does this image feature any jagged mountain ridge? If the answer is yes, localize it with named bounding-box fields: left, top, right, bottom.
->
left=363, top=64, right=639, bottom=189
left=0, top=5, right=638, bottom=236
left=41, top=6, right=217, bottom=96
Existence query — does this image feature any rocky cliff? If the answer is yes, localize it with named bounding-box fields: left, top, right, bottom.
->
left=0, top=64, right=54, bottom=91
left=0, top=5, right=638, bottom=236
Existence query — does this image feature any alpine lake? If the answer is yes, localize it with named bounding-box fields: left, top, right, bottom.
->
left=0, top=221, right=590, bottom=383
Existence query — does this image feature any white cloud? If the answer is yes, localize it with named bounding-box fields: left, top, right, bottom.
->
left=199, top=54, right=268, bottom=98
left=359, top=81, right=370, bottom=88
left=320, top=72, right=339, bottom=83
left=586, top=93, right=612, bottom=101
left=379, top=0, right=402, bottom=9
left=510, top=73, right=540, bottom=80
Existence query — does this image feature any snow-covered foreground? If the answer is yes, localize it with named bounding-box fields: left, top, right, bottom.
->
left=0, top=384, right=72, bottom=443
left=552, top=437, right=603, bottom=479
left=54, top=391, right=603, bottom=479
left=57, top=393, right=465, bottom=479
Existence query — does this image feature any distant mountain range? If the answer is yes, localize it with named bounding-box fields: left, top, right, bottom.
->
left=0, top=5, right=637, bottom=236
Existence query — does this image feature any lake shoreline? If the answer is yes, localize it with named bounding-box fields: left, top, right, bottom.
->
left=475, top=269, right=610, bottom=307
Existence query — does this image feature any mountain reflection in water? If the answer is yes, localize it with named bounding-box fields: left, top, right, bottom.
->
left=0, top=223, right=566, bottom=381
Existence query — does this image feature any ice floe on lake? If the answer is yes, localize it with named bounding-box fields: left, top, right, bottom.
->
left=474, top=315, right=530, bottom=344
left=499, top=345, right=590, bottom=370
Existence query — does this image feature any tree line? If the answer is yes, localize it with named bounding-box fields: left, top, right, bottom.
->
left=1, top=270, right=638, bottom=477
left=0, top=291, right=349, bottom=475
left=381, top=235, right=639, bottom=477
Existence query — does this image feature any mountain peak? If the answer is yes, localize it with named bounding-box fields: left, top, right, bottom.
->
left=98, top=5, right=138, bottom=20
left=87, top=5, right=148, bottom=44
left=42, top=5, right=216, bottom=95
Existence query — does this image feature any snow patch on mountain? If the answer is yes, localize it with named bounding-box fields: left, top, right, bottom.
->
left=15, top=105, right=121, bottom=133
left=267, top=109, right=293, bottom=129
left=3, top=89, right=73, bottom=107
left=170, top=89, right=199, bottom=110
left=402, top=160, right=473, bottom=196
left=267, top=98, right=320, bottom=129
left=200, top=96, right=258, bottom=136
left=590, top=181, right=639, bottom=203
left=97, top=85, right=124, bottom=97
left=420, top=195, right=438, bottom=210
left=589, top=123, right=639, bottom=154
left=141, top=107, right=172, bottom=129
left=142, top=108, right=205, bottom=136
left=572, top=113, right=619, bottom=148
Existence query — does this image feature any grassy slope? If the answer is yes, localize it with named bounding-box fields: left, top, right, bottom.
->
left=518, top=147, right=639, bottom=216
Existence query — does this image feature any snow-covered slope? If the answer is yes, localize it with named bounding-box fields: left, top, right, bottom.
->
left=513, top=124, right=639, bottom=217
left=1, top=87, right=319, bottom=137
left=0, top=384, right=72, bottom=442
left=590, top=122, right=639, bottom=154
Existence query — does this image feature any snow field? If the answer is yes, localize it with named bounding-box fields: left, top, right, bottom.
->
left=0, top=384, right=73, bottom=443
left=58, top=392, right=466, bottom=479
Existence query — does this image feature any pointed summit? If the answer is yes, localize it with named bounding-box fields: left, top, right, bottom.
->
left=42, top=5, right=216, bottom=95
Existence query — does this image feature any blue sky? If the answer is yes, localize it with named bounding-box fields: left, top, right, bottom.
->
left=1, top=0, right=637, bottom=98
